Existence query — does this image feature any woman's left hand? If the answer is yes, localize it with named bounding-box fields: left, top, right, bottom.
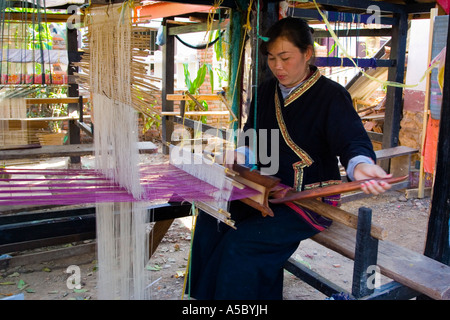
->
left=353, top=163, right=393, bottom=195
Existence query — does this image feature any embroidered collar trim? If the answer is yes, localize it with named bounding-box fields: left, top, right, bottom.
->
left=283, top=67, right=321, bottom=107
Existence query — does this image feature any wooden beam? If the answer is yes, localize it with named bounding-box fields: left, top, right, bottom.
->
left=135, top=2, right=212, bottom=22
left=295, top=198, right=387, bottom=240
left=161, top=111, right=229, bottom=116
left=166, top=94, right=222, bottom=101
left=148, top=219, right=175, bottom=258
left=0, top=142, right=157, bottom=160
left=161, top=22, right=175, bottom=155
left=168, top=19, right=228, bottom=36
left=0, top=115, right=91, bottom=121
left=25, top=97, right=89, bottom=105
left=0, top=242, right=95, bottom=270
left=3, top=12, right=84, bottom=23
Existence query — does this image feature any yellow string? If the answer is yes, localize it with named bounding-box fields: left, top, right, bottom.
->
left=181, top=203, right=198, bottom=300
left=312, top=0, right=439, bottom=89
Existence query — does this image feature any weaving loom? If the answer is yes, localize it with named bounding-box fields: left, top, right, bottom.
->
left=0, top=1, right=409, bottom=300
left=0, top=1, right=244, bottom=299
left=0, top=1, right=58, bottom=146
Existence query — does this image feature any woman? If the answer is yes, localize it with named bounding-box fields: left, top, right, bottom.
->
left=187, top=17, right=391, bottom=300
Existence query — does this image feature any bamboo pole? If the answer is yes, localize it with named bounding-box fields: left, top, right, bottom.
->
left=418, top=8, right=438, bottom=198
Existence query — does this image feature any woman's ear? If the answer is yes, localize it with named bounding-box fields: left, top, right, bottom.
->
left=305, top=45, right=314, bottom=62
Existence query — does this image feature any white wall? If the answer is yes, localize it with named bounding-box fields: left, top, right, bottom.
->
left=405, top=19, right=431, bottom=91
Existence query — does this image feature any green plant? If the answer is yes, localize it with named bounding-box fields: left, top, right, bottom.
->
left=27, top=87, right=68, bottom=132
left=143, top=113, right=161, bottom=133
left=183, top=63, right=214, bottom=124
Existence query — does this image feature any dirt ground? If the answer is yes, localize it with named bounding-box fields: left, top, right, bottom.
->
left=0, top=149, right=431, bottom=301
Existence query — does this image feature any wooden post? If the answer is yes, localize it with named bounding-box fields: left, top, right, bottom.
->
left=148, top=219, right=174, bottom=258
left=381, top=11, right=408, bottom=170
left=352, top=207, right=379, bottom=298
left=67, top=25, right=81, bottom=165
left=257, top=0, right=278, bottom=84
left=161, top=20, right=175, bottom=155
left=424, top=18, right=450, bottom=266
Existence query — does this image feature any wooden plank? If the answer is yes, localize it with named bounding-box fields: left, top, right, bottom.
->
left=168, top=19, right=228, bottom=36
left=136, top=2, right=212, bottom=22
left=0, top=115, right=91, bottom=121
left=312, top=222, right=450, bottom=300
left=0, top=242, right=96, bottom=270
left=0, top=144, right=92, bottom=160
left=5, top=12, right=85, bottom=23
left=375, top=146, right=418, bottom=160
left=390, top=154, right=411, bottom=177
left=0, top=142, right=157, bottom=160
left=378, top=240, right=450, bottom=300
left=161, top=111, right=229, bottom=116
left=25, top=98, right=89, bottom=105
left=297, top=199, right=387, bottom=240
left=148, top=219, right=174, bottom=258
left=312, top=222, right=357, bottom=260
left=166, top=94, right=222, bottom=101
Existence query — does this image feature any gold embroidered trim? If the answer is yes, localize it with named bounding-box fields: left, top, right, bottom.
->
left=304, top=180, right=343, bottom=206
left=275, top=89, right=314, bottom=168
left=292, top=162, right=306, bottom=191
left=284, top=68, right=321, bottom=107
left=275, top=88, right=314, bottom=190
left=304, top=179, right=342, bottom=190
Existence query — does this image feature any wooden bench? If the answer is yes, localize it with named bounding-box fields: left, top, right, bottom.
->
left=341, top=146, right=418, bottom=202
left=284, top=202, right=450, bottom=300
left=375, top=145, right=418, bottom=180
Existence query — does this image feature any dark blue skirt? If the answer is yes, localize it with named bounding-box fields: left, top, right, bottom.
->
left=186, top=200, right=323, bottom=300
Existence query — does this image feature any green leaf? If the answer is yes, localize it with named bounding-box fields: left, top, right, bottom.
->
left=207, top=64, right=214, bottom=93
left=183, top=63, right=192, bottom=93
left=17, top=279, right=27, bottom=290
left=213, top=29, right=223, bottom=60
left=192, top=64, right=207, bottom=93
left=147, top=264, right=162, bottom=271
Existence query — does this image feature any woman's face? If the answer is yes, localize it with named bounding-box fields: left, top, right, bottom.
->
left=266, top=36, right=312, bottom=88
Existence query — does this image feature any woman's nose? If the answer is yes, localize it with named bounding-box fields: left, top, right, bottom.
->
left=274, top=60, right=283, bottom=69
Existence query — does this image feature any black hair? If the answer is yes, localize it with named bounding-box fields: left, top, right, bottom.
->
left=260, top=17, right=315, bottom=56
